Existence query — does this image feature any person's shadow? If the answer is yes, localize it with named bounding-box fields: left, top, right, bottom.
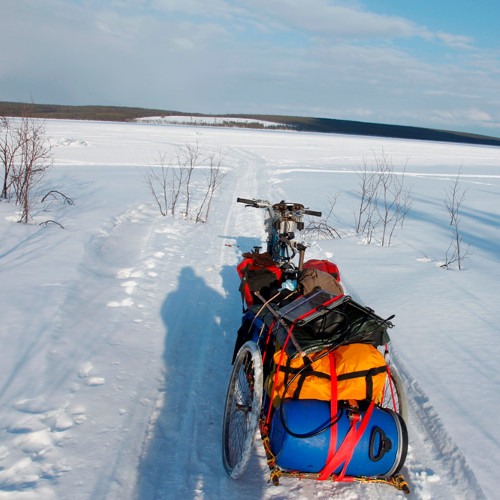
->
left=135, top=266, right=270, bottom=499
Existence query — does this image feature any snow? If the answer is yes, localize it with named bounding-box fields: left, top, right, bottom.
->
left=133, top=115, right=285, bottom=129
left=1, top=118, right=500, bottom=499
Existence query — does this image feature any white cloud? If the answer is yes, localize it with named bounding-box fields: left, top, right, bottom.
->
left=425, top=90, right=481, bottom=100
left=257, top=0, right=422, bottom=39
left=435, top=31, right=475, bottom=50
left=430, top=108, right=498, bottom=130
left=466, top=108, right=493, bottom=122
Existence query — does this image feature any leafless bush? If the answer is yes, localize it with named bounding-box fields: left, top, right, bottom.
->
left=303, top=194, right=343, bottom=239
left=374, top=154, right=412, bottom=247
left=176, top=142, right=202, bottom=219
left=39, top=219, right=64, bottom=229
left=142, top=153, right=171, bottom=216
left=354, top=158, right=380, bottom=240
left=354, top=151, right=412, bottom=246
left=1, top=105, right=55, bottom=223
left=441, top=171, right=470, bottom=270
left=0, top=116, right=22, bottom=200
left=144, top=144, right=226, bottom=223
left=41, top=190, right=75, bottom=206
left=196, top=151, right=226, bottom=223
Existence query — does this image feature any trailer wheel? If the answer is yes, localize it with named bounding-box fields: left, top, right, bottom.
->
left=222, top=341, right=263, bottom=479
left=381, top=366, right=408, bottom=424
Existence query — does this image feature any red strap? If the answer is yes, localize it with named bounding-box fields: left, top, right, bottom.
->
left=266, top=294, right=344, bottom=425
left=318, top=399, right=376, bottom=481
left=261, top=319, right=276, bottom=365
left=385, top=364, right=397, bottom=413
left=324, top=351, right=337, bottom=468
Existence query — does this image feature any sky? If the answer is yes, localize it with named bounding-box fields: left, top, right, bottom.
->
left=1, top=0, right=500, bottom=136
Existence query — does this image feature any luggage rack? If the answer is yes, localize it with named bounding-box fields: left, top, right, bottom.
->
left=276, top=289, right=349, bottom=326
left=264, top=290, right=395, bottom=358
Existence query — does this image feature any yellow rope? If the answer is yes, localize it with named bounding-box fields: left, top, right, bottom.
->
left=266, top=468, right=410, bottom=493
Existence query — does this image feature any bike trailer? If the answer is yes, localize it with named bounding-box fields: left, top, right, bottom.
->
left=223, top=198, right=410, bottom=494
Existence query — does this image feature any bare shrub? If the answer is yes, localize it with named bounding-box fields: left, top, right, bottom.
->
left=1, top=104, right=55, bottom=223
left=142, top=166, right=169, bottom=216
left=142, top=152, right=171, bottom=216
left=373, top=154, right=412, bottom=247
left=354, top=158, right=380, bottom=240
left=354, top=150, right=413, bottom=246
left=176, top=142, right=202, bottom=218
left=441, top=171, right=470, bottom=270
left=41, top=190, right=74, bottom=205
left=15, top=110, right=54, bottom=223
left=196, top=151, right=226, bottom=223
left=303, top=194, right=343, bottom=239
left=144, top=144, right=226, bottom=223
left=0, top=116, right=22, bottom=200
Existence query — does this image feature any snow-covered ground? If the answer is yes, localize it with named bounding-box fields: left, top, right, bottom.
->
left=1, top=119, right=500, bottom=500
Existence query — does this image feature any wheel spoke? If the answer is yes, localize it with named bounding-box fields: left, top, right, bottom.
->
left=222, top=342, right=263, bottom=478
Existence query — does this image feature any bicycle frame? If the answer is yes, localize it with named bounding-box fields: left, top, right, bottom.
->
left=237, top=198, right=321, bottom=268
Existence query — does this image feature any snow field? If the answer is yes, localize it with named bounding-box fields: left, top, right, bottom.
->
left=1, top=119, right=499, bottom=499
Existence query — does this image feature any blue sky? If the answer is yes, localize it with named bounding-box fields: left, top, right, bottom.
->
left=1, top=0, right=499, bottom=136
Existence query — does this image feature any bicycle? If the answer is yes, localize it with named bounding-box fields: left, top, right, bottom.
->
left=223, top=197, right=410, bottom=494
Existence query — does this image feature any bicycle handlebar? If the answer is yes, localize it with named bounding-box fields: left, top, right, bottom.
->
left=236, top=197, right=261, bottom=206
left=237, top=197, right=321, bottom=217
left=305, top=209, right=322, bottom=217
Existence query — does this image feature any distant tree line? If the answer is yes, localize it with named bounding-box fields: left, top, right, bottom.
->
left=2, top=101, right=500, bottom=146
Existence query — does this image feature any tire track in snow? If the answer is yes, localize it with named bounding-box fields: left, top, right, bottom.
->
left=389, top=350, right=486, bottom=500
left=134, top=147, right=275, bottom=500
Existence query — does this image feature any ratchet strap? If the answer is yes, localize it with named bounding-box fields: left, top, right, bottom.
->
left=318, top=398, right=376, bottom=481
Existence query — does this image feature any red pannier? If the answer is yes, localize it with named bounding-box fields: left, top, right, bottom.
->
left=303, top=259, right=341, bottom=282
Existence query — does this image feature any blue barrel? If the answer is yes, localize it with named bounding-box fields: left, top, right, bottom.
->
left=269, top=399, right=407, bottom=477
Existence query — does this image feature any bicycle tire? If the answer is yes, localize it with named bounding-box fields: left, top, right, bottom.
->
left=222, top=341, right=263, bottom=479
left=380, top=366, right=408, bottom=424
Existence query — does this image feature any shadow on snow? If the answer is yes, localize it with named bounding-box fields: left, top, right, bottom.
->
left=135, top=265, right=271, bottom=499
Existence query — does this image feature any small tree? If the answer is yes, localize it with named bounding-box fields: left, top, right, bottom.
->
left=144, top=145, right=226, bottom=223
left=354, top=158, right=380, bottom=238
left=14, top=108, right=54, bottom=223
left=353, top=150, right=412, bottom=246
left=0, top=105, right=54, bottom=223
left=176, top=141, right=202, bottom=218
left=196, top=150, right=226, bottom=223
left=0, top=116, right=22, bottom=200
left=303, top=194, right=343, bottom=239
left=442, top=171, right=469, bottom=270
left=373, top=154, right=412, bottom=247
left=143, top=165, right=170, bottom=216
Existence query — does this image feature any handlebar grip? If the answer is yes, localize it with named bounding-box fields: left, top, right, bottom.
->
left=237, top=197, right=256, bottom=205
left=305, top=209, right=322, bottom=217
